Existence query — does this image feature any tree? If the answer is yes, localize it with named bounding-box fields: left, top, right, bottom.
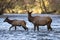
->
left=41, top=0, right=47, bottom=13
left=48, top=0, right=60, bottom=13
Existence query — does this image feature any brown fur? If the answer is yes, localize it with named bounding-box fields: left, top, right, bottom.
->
left=27, top=11, right=52, bottom=31
left=4, top=17, right=28, bottom=31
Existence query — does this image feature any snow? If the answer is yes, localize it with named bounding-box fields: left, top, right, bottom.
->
left=0, top=14, right=60, bottom=40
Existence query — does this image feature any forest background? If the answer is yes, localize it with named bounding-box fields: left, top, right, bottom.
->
left=0, top=0, right=60, bottom=14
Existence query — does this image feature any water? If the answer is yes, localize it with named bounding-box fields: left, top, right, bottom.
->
left=0, top=14, right=60, bottom=40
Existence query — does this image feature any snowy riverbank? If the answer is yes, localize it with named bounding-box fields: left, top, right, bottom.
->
left=0, top=14, right=60, bottom=40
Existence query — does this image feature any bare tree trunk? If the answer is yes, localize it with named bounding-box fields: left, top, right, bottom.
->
left=41, top=0, right=47, bottom=13
left=39, top=0, right=44, bottom=13
left=0, top=7, right=6, bottom=15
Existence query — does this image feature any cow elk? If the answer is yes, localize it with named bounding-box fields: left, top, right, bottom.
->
left=27, top=11, right=52, bottom=31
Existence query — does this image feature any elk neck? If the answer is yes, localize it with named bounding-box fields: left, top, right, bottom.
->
left=28, top=13, right=33, bottom=22
left=6, top=19, right=13, bottom=24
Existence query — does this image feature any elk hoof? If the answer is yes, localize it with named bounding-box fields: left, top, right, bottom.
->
left=27, top=28, right=28, bottom=31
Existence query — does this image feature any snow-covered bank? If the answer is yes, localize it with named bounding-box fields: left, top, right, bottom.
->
left=0, top=14, right=60, bottom=40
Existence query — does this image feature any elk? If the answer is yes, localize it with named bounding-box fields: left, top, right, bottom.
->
left=27, top=11, right=52, bottom=31
left=4, top=17, right=28, bottom=31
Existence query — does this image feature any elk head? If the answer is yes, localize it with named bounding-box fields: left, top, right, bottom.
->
left=4, top=17, right=9, bottom=22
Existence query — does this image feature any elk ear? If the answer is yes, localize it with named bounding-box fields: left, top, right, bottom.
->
left=26, top=10, right=29, bottom=13
left=29, top=11, right=33, bottom=14
left=26, top=10, right=33, bottom=13
left=6, top=17, right=8, bottom=19
left=30, top=11, right=33, bottom=13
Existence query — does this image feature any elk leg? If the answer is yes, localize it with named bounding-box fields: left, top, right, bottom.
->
left=15, top=26, right=16, bottom=30
left=9, top=26, right=13, bottom=31
left=22, top=25, right=28, bottom=31
left=37, top=26, right=39, bottom=31
left=34, top=25, right=36, bottom=31
left=49, top=25, right=52, bottom=31
left=47, top=24, right=52, bottom=31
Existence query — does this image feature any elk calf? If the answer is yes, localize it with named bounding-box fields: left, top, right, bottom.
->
left=4, top=17, right=28, bottom=31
